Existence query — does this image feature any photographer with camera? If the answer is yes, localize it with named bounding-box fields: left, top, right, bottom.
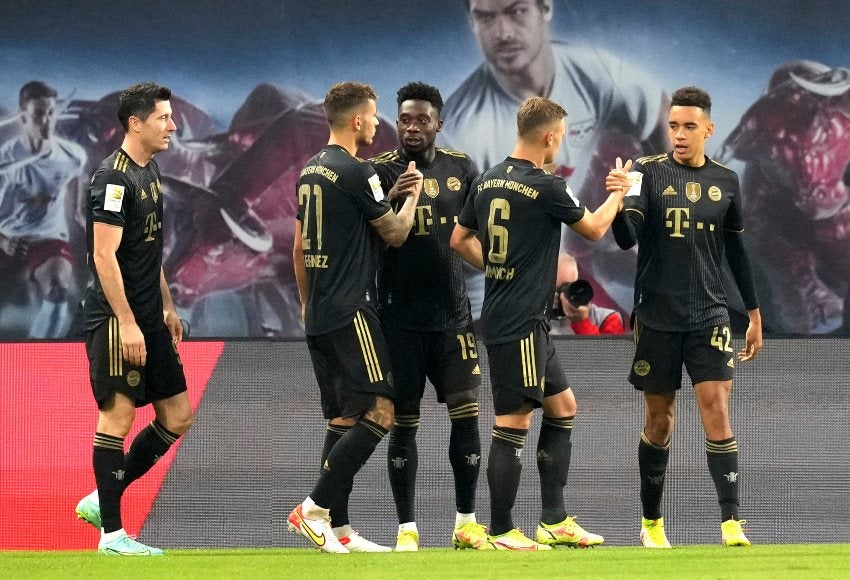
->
left=550, top=254, right=625, bottom=335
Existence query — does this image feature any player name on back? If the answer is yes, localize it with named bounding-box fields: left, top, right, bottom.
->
left=477, top=179, right=539, bottom=200
left=303, top=254, right=329, bottom=269
left=300, top=165, right=339, bottom=183
left=485, top=265, right=515, bottom=280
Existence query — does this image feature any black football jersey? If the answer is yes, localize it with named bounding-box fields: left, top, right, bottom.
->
left=297, top=145, right=391, bottom=336
left=458, top=157, right=586, bottom=344
left=613, top=153, right=745, bottom=331
left=371, top=148, right=477, bottom=331
left=84, top=149, right=166, bottom=333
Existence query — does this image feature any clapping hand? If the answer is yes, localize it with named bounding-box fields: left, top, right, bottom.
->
left=388, top=161, right=423, bottom=201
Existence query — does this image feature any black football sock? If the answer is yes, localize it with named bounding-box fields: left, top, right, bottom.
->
left=123, top=420, right=179, bottom=486
left=488, top=425, right=527, bottom=536
left=310, top=418, right=387, bottom=508
left=321, top=424, right=352, bottom=527
left=706, top=437, right=740, bottom=521
left=93, top=433, right=126, bottom=533
left=387, top=416, right=419, bottom=524
left=537, top=415, right=573, bottom=525
left=639, top=430, right=670, bottom=520
left=448, top=404, right=481, bottom=516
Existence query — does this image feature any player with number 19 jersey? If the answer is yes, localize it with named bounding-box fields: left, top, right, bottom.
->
left=371, top=147, right=476, bottom=332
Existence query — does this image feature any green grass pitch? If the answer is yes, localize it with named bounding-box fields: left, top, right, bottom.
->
left=2, top=544, right=849, bottom=579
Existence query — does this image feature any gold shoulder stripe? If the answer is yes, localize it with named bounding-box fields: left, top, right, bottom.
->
left=370, top=150, right=401, bottom=164
left=112, top=152, right=129, bottom=172
left=436, top=147, right=468, bottom=159
left=637, top=153, right=667, bottom=165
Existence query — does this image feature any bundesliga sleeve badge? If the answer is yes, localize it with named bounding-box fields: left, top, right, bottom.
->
left=625, top=172, right=643, bottom=197
left=104, top=183, right=125, bottom=211
left=368, top=173, right=384, bottom=202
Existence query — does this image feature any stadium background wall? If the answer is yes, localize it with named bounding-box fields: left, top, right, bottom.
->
left=1, top=337, right=848, bottom=549
left=2, top=0, right=849, bottom=339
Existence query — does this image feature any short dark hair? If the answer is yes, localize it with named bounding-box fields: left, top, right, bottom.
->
left=323, top=82, right=377, bottom=127
left=516, top=96, right=566, bottom=138
left=117, top=82, right=172, bottom=131
left=464, top=0, right=547, bottom=12
left=671, top=86, right=712, bottom=116
left=396, top=81, right=443, bottom=115
left=19, top=81, right=57, bottom=110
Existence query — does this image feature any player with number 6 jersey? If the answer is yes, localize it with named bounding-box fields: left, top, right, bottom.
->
left=451, top=96, right=629, bottom=550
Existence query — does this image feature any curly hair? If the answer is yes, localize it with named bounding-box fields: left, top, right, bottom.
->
left=396, top=81, right=443, bottom=115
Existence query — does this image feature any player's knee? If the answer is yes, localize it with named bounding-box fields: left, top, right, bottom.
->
left=161, top=406, right=194, bottom=435
left=444, top=387, right=480, bottom=411
left=97, top=394, right=136, bottom=436
left=697, top=397, right=729, bottom=420
left=173, top=412, right=194, bottom=435
left=366, top=395, right=394, bottom=430
left=645, top=414, right=674, bottom=442
left=542, top=387, right=576, bottom=417
left=165, top=416, right=192, bottom=436
left=496, top=412, right=533, bottom=430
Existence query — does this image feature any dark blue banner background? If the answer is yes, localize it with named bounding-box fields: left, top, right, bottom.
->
left=1, top=0, right=848, bottom=336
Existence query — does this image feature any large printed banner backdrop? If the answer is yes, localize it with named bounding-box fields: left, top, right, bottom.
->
left=1, top=0, right=849, bottom=337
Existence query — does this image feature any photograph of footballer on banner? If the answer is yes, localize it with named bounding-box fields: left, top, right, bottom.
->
left=0, top=0, right=847, bottom=337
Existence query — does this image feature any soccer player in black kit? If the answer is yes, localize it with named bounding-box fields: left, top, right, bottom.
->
left=611, top=86, right=763, bottom=548
left=288, top=82, right=423, bottom=554
left=370, top=82, right=488, bottom=551
left=451, top=96, right=631, bottom=550
left=74, top=83, right=191, bottom=556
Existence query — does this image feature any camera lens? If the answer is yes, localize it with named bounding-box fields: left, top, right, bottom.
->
left=566, top=279, right=593, bottom=307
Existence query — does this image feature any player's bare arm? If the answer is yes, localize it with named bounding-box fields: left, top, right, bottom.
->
left=570, top=158, right=632, bottom=241
left=371, top=162, right=423, bottom=247
left=450, top=224, right=484, bottom=271
left=160, top=267, right=182, bottom=344
left=292, top=220, right=308, bottom=322
left=739, top=308, right=763, bottom=362
left=92, top=221, right=146, bottom=366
